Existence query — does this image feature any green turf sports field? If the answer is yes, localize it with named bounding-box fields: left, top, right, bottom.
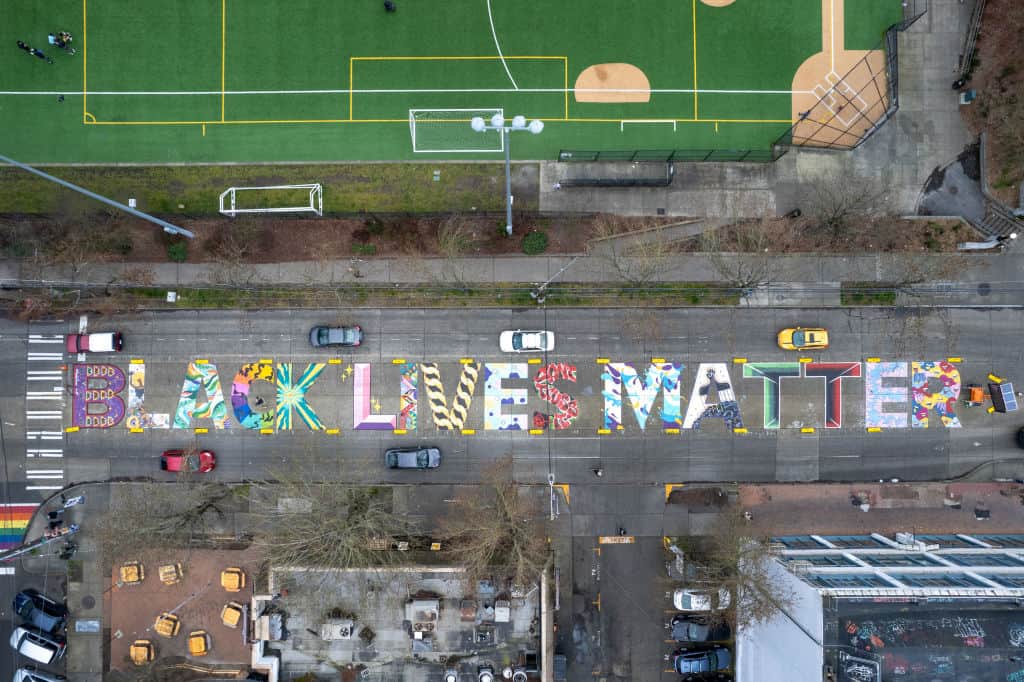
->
left=0, top=0, right=903, bottom=163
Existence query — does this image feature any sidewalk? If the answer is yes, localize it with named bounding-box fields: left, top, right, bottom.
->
left=19, top=484, right=106, bottom=681
left=4, top=250, right=1024, bottom=307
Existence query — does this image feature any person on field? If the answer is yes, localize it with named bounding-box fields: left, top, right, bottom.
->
left=384, top=0, right=396, bottom=11
left=16, top=40, right=32, bottom=55
left=31, top=47, right=54, bottom=64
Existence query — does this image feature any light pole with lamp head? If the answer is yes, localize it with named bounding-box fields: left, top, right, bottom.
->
left=471, top=113, right=544, bottom=237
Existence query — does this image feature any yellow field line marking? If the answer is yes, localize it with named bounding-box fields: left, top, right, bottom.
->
left=202, top=123, right=206, bottom=136
left=82, top=0, right=87, bottom=122
left=84, top=111, right=96, bottom=122
left=349, top=57, right=354, bottom=120
left=692, top=0, right=698, bottom=120
left=563, top=56, right=569, bottom=120
left=221, top=0, right=226, bottom=121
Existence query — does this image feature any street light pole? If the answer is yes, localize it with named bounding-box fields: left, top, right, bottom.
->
left=503, top=127, right=513, bottom=237
left=471, top=113, right=544, bottom=237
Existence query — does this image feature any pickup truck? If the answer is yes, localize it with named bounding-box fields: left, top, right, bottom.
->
left=65, top=331, right=123, bottom=353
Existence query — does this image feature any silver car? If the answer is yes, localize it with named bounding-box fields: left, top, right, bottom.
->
left=385, top=446, right=441, bottom=469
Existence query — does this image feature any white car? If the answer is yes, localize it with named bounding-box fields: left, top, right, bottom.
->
left=673, top=587, right=731, bottom=612
left=499, top=330, right=554, bottom=353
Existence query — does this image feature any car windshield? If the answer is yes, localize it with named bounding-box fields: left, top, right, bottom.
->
left=184, top=454, right=200, bottom=471
left=316, top=328, right=330, bottom=344
left=417, top=451, right=429, bottom=467
left=512, top=333, right=524, bottom=350
left=792, top=330, right=805, bottom=346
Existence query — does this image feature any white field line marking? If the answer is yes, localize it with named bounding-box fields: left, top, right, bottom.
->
left=0, top=87, right=815, bottom=96
left=485, top=0, right=518, bottom=90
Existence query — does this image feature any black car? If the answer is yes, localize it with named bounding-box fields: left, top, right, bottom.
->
left=309, top=325, right=363, bottom=348
left=14, top=590, right=66, bottom=634
left=671, top=614, right=731, bottom=642
left=385, top=446, right=441, bottom=469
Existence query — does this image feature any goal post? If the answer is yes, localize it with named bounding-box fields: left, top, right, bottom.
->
left=409, top=108, right=504, bottom=153
left=218, top=183, right=323, bottom=217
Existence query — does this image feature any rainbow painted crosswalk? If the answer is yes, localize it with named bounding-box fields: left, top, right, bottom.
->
left=0, top=503, right=39, bottom=549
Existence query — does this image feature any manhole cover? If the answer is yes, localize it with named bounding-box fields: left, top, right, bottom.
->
left=81, top=595, right=95, bottom=609
left=978, top=282, right=991, bottom=296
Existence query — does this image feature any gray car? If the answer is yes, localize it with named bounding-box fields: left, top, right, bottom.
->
left=671, top=614, right=731, bottom=642
left=309, top=325, right=363, bottom=348
left=385, top=446, right=441, bottom=469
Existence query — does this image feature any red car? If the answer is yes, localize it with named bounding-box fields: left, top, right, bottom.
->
left=65, top=331, right=123, bottom=353
left=160, top=449, right=216, bottom=473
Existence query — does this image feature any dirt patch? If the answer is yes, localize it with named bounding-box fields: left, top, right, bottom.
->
left=574, top=63, right=651, bottom=103
left=960, top=0, right=1024, bottom=204
left=681, top=216, right=975, bottom=253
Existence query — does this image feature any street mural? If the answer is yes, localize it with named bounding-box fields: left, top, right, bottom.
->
left=911, top=361, right=961, bottom=428
left=70, top=358, right=975, bottom=434
left=534, top=362, right=579, bottom=430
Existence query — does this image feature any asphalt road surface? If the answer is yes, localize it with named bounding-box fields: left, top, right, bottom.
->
left=0, top=305, right=1021, bottom=681
left=0, top=306, right=1020, bottom=500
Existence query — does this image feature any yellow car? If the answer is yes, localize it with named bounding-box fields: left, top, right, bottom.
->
left=777, top=327, right=829, bottom=351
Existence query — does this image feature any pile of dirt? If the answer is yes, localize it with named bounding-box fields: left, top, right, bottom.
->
left=959, top=0, right=1024, bottom=204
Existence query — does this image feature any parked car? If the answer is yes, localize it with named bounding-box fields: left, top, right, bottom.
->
left=309, top=325, right=363, bottom=348
left=776, top=327, right=828, bottom=351
left=13, top=590, right=66, bottom=634
left=64, top=331, right=123, bottom=353
left=499, top=330, right=554, bottom=353
left=673, top=646, right=732, bottom=676
left=385, top=446, right=441, bottom=469
left=8, top=626, right=66, bottom=665
left=673, top=587, right=731, bottom=612
left=161, top=449, right=216, bottom=473
left=14, top=667, right=67, bottom=682
left=670, top=614, right=731, bottom=642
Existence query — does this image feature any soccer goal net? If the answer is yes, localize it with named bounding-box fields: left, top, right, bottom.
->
left=218, top=184, right=323, bottom=217
left=409, top=108, right=504, bottom=153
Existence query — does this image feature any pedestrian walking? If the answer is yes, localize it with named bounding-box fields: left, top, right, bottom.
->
left=592, top=468, right=604, bottom=477
left=384, top=0, right=396, bottom=11
left=57, top=94, right=64, bottom=103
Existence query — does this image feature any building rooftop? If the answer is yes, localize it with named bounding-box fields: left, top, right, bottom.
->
left=266, top=566, right=541, bottom=681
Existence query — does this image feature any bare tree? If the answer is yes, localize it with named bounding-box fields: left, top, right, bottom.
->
left=698, top=219, right=776, bottom=290
left=806, top=171, right=890, bottom=235
left=588, top=215, right=680, bottom=285
left=694, top=506, right=798, bottom=631
left=252, top=476, right=413, bottom=569
left=435, top=214, right=477, bottom=284
left=93, top=478, right=241, bottom=562
left=439, top=457, right=550, bottom=588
